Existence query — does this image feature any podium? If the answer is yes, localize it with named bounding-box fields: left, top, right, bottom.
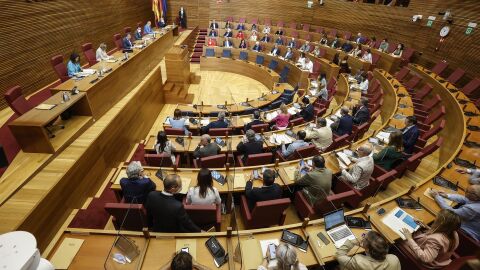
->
left=164, top=46, right=194, bottom=103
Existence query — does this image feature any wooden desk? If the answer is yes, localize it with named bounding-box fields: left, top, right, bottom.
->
left=411, top=179, right=466, bottom=214
left=52, top=28, right=175, bottom=119
left=8, top=92, right=93, bottom=153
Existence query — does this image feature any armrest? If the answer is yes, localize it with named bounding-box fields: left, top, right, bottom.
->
left=240, top=195, right=252, bottom=222
left=174, top=154, right=181, bottom=168
left=294, top=191, right=314, bottom=219
left=193, top=158, right=200, bottom=168
left=276, top=149, right=287, bottom=162
left=236, top=156, right=245, bottom=167
left=333, top=176, right=355, bottom=194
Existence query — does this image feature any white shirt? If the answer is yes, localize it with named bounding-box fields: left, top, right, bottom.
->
left=263, top=27, right=270, bottom=34
left=250, top=35, right=258, bottom=41
left=362, top=53, right=372, bottom=63
left=297, top=57, right=306, bottom=66
left=96, top=47, right=110, bottom=61
left=186, top=186, right=221, bottom=205
left=359, top=79, right=369, bottom=92
left=303, top=60, right=313, bottom=73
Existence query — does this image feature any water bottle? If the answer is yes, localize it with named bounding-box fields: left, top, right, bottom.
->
left=62, top=91, right=69, bottom=102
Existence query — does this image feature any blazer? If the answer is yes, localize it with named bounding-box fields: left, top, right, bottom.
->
left=275, top=30, right=284, bottom=35
left=402, top=125, right=419, bottom=154
left=123, top=37, right=133, bottom=50
left=193, top=142, right=221, bottom=159
left=145, top=191, right=201, bottom=232
left=261, top=36, right=270, bottom=42
left=334, top=114, right=353, bottom=136
left=223, top=31, right=232, bottom=37
left=294, top=168, right=332, bottom=205
left=204, top=119, right=228, bottom=133
left=275, top=38, right=284, bottom=45
left=341, top=156, right=374, bottom=190
left=120, top=177, right=156, bottom=204
left=157, top=21, right=166, bottom=28
left=244, top=119, right=265, bottom=131
left=134, top=30, right=142, bottom=40
left=236, top=24, right=245, bottom=30
left=342, top=43, right=353, bottom=52
left=209, top=30, right=218, bottom=37
left=287, top=41, right=296, bottom=48
left=209, top=22, right=218, bottom=29
left=284, top=51, right=293, bottom=60
left=300, top=104, right=315, bottom=122
left=270, top=47, right=280, bottom=56
left=337, top=239, right=401, bottom=270
left=245, top=182, right=283, bottom=210
left=352, top=106, right=370, bottom=125
left=236, top=140, right=263, bottom=161
left=305, top=126, right=333, bottom=151
left=252, top=44, right=261, bottom=51
left=373, top=146, right=404, bottom=170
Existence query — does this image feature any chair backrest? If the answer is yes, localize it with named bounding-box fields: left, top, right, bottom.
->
left=164, top=127, right=185, bottom=135
left=4, top=85, right=33, bottom=115
left=446, top=68, right=465, bottom=85
left=104, top=203, right=146, bottom=231
left=238, top=17, right=246, bottom=23
left=423, top=105, right=445, bottom=125
left=250, top=198, right=291, bottom=228
left=316, top=190, right=356, bottom=213
left=206, top=48, right=215, bottom=57
left=268, top=60, right=278, bottom=70
left=124, top=26, right=132, bottom=34
left=144, top=153, right=174, bottom=167
left=183, top=203, right=218, bottom=229
left=239, top=51, right=248, bottom=60
left=245, top=153, right=273, bottom=166
left=137, top=21, right=142, bottom=28
left=344, top=32, right=352, bottom=40
left=200, top=154, right=226, bottom=168
left=414, top=83, right=433, bottom=100
left=324, top=133, right=349, bottom=152
left=395, top=66, right=410, bottom=81
left=329, top=29, right=337, bottom=37
left=225, top=16, right=233, bottom=22
left=255, top=55, right=265, bottom=65
left=312, top=61, right=321, bottom=74
left=208, top=128, right=232, bottom=136
left=291, top=31, right=298, bottom=38
left=405, top=75, right=421, bottom=89
left=431, top=60, right=448, bottom=76
left=295, top=144, right=318, bottom=158
left=50, top=55, right=69, bottom=82
left=461, top=78, right=480, bottom=97
left=302, top=24, right=310, bottom=31
left=250, top=123, right=270, bottom=133
left=401, top=47, right=415, bottom=63
left=222, top=49, right=232, bottom=58
left=371, top=53, right=381, bottom=65
left=276, top=20, right=284, bottom=27
left=387, top=42, right=397, bottom=53
left=421, top=94, right=441, bottom=111
left=81, top=43, right=97, bottom=67
left=327, top=78, right=337, bottom=92
left=113, top=33, right=123, bottom=50
left=290, top=117, right=305, bottom=127
left=289, top=22, right=297, bottom=29
left=420, top=119, right=445, bottom=141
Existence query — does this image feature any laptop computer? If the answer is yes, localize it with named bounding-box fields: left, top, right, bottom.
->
left=324, top=209, right=356, bottom=248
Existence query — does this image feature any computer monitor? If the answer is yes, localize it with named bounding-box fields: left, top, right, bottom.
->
left=324, top=208, right=345, bottom=231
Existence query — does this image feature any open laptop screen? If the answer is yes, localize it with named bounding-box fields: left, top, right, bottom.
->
left=324, top=209, right=345, bottom=231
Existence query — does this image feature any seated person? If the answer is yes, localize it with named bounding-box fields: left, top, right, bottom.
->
left=287, top=38, right=296, bottom=48
left=209, top=19, right=218, bottom=29
left=299, top=41, right=311, bottom=53
left=202, top=111, right=228, bottom=134
left=362, top=48, right=373, bottom=63
left=252, top=41, right=262, bottom=52
left=236, top=129, right=263, bottom=163
left=353, top=73, right=369, bottom=93
left=373, top=131, right=404, bottom=170
left=392, top=43, right=404, bottom=57
left=134, top=26, right=143, bottom=40
left=224, top=20, right=232, bottom=29
left=456, top=167, right=480, bottom=185
left=341, top=41, right=353, bottom=53
left=260, top=34, right=270, bottom=42
left=379, top=38, right=389, bottom=52
left=250, top=31, right=258, bottom=41
left=305, top=117, right=333, bottom=151
left=336, top=231, right=401, bottom=269
left=339, top=144, right=374, bottom=190
left=368, top=36, right=377, bottom=48
left=332, top=53, right=340, bottom=65
left=193, top=134, right=221, bottom=159
left=159, top=251, right=209, bottom=270
left=235, top=30, right=245, bottom=39
left=352, top=97, right=370, bottom=124
left=120, top=161, right=156, bottom=204
left=332, top=106, right=353, bottom=136
left=270, top=103, right=291, bottom=130
left=239, top=39, right=247, bottom=49
left=275, top=28, right=284, bottom=35
left=143, top=21, right=154, bottom=35
left=155, top=131, right=176, bottom=163
left=244, top=110, right=266, bottom=131
left=400, top=209, right=460, bottom=269
left=312, top=45, right=321, bottom=57
left=402, top=116, right=419, bottom=154
left=207, top=37, right=217, bottom=47
left=168, top=109, right=190, bottom=135
left=355, top=32, right=366, bottom=44
left=186, top=168, right=221, bottom=205
left=301, top=57, right=313, bottom=73
left=339, top=55, right=351, bottom=74
left=350, top=44, right=362, bottom=58
left=283, top=47, right=294, bottom=61
left=262, top=25, right=271, bottom=34
left=236, top=23, right=245, bottom=30
left=330, top=36, right=341, bottom=49
left=258, top=243, right=308, bottom=270
left=251, top=24, right=257, bottom=31
left=299, top=96, right=314, bottom=122
left=223, top=28, right=232, bottom=37
left=123, top=33, right=133, bottom=50
left=245, top=169, right=282, bottom=210
left=294, top=156, right=332, bottom=205
left=296, top=52, right=306, bottom=67
left=96, top=43, right=111, bottom=62
left=319, top=34, right=328, bottom=45
left=208, top=29, right=218, bottom=37
left=313, top=73, right=328, bottom=101
left=67, top=52, right=83, bottom=77
left=270, top=44, right=281, bottom=56
left=430, top=185, right=480, bottom=242
left=275, top=36, right=284, bottom=45
left=281, top=130, right=309, bottom=157
left=157, top=17, right=166, bottom=28
left=223, top=37, right=233, bottom=48
left=146, top=175, right=201, bottom=232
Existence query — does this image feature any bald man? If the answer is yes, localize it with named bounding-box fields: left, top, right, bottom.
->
left=145, top=175, right=201, bottom=232
left=430, top=185, right=480, bottom=241
left=339, top=144, right=374, bottom=190
left=193, top=134, right=221, bottom=159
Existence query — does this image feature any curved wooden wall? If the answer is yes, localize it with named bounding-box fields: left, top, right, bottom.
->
left=0, top=0, right=152, bottom=109
left=166, top=0, right=479, bottom=82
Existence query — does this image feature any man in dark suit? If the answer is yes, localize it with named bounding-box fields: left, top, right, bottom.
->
left=355, top=32, right=366, bottom=44
left=331, top=36, right=341, bottom=49
left=270, top=44, right=281, bottom=56
left=287, top=38, right=296, bottom=48
left=223, top=29, right=233, bottom=38
left=260, top=34, right=270, bottom=42
left=209, top=29, right=218, bottom=37
left=352, top=98, right=370, bottom=125
left=402, top=116, right=419, bottom=154
left=275, top=36, right=284, bottom=45
left=245, top=169, right=283, bottom=210
left=202, top=112, right=228, bottom=134
left=333, top=106, right=353, bottom=136
left=120, top=161, right=156, bottom=204
left=275, top=28, right=284, bottom=35
left=223, top=37, right=233, bottom=48
left=341, top=41, right=353, bottom=53
left=252, top=41, right=262, bottom=52
left=193, top=134, right=221, bottom=159
left=145, top=175, right=201, bottom=232
left=209, top=19, right=218, bottom=29
left=299, top=96, right=315, bottom=122
left=123, top=33, right=133, bottom=50
left=179, top=7, right=187, bottom=29
left=237, top=129, right=264, bottom=163
left=244, top=110, right=266, bottom=131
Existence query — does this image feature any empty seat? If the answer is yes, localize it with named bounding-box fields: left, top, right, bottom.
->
left=4, top=85, right=33, bottom=116
left=446, top=68, right=465, bottom=85
left=208, top=128, right=232, bottom=136
left=237, top=152, right=273, bottom=167
left=302, top=24, right=310, bottom=31
left=81, top=43, right=97, bottom=67
left=289, top=22, right=297, bottom=29
left=405, top=75, right=422, bottom=92
left=461, top=78, right=480, bottom=98
left=50, top=55, right=70, bottom=82
left=104, top=203, right=147, bottom=231
left=240, top=196, right=291, bottom=229
left=395, top=66, right=410, bottom=82
left=113, top=33, right=123, bottom=50
left=344, top=32, right=352, bottom=40
left=164, top=127, right=185, bottom=136
left=250, top=18, right=258, bottom=24
left=144, top=153, right=180, bottom=168
left=431, top=60, right=448, bottom=76
left=193, top=154, right=226, bottom=168
left=294, top=190, right=356, bottom=220
left=124, top=27, right=132, bottom=34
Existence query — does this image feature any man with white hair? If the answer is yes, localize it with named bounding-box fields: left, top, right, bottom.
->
left=193, top=134, right=221, bottom=159
left=236, top=129, right=264, bottom=163
left=339, top=144, right=374, bottom=190
left=252, top=41, right=262, bottom=52
left=355, top=32, right=366, bottom=44
left=430, top=184, right=480, bottom=241
left=202, top=111, right=228, bottom=134
left=120, top=161, right=156, bottom=204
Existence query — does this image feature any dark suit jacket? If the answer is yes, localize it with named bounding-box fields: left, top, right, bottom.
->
left=120, top=177, right=156, bottom=204
left=236, top=140, right=263, bottom=161
left=288, top=41, right=296, bottom=48
left=135, top=31, right=142, bottom=40
left=352, top=106, right=370, bottom=125
left=300, top=104, right=315, bottom=122
left=236, top=25, right=245, bottom=30
left=342, top=43, right=353, bottom=52
left=244, top=119, right=265, bottom=131
left=145, top=191, right=200, bottom=232
left=271, top=48, right=281, bottom=56
left=193, top=142, right=221, bottom=158
left=402, top=125, right=419, bottom=154
left=245, top=182, right=283, bottom=210
left=209, top=31, right=218, bottom=37
left=275, top=30, right=284, bottom=35
left=123, top=37, right=132, bottom=50
left=203, top=120, right=228, bottom=133
left=224, top=32, right=233, bottom=37
left=209, top=22, right=218, bottom=29
left=275, top=38, right=284, bottom=45
left=261, top=36, right=270, bottom=42
left=157, top=21, right=166, bottom=28
left=334, top=114, right=353, bottom=136
left=252, top=45, right=261, bottom=51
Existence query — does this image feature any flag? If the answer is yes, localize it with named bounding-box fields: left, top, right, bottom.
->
left=152, top=0, right=167, bottom=25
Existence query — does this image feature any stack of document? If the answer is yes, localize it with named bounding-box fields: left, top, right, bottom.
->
left=265, top=111, right=279, bottom=121
left=164, top=117, right=171, bottom=125
left=76, top=69, right=96, bottom=77
left=336, top=152, right=352, bottom=168
left=200, top=119, right=210, bottom=126
left=376, top=131, right=391, bottom=144
left=382, top=207, right=420, bottom=240
left=105, top=59, right=117, bottom=63
left=269, top=133, right=293, bottom=145
left=288, top=107, right=300, bottom=115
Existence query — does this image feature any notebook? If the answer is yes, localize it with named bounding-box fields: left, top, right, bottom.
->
left=382, top=207, right=420, bottom=240
left=233, top=173, right=246, bottom=189
left=35, top=104, right=56, bottom=110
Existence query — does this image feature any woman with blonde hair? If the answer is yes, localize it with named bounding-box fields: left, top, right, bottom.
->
left=258, top=243, right=307, bottom=270
left=400, top=209, right=461, bottom=269
left=270, top=103, right=291, bottom=130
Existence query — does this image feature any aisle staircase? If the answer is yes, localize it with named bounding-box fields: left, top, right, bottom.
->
left=163, top=71, right=200, bottom=104
left=190, top=28, right=207, bottom=63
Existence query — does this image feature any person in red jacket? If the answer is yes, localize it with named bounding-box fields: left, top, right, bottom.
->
left=236, top=30, right=245, bottom=39
left=207, top=38, right=217, bottom=47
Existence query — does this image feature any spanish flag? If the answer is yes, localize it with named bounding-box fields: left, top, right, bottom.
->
left=152, top=0, right=167, bottom=25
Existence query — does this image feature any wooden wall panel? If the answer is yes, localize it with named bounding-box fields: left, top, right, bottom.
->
left=0, top=0, right=152, bottom=109
left=166, top=0, right=479, bottom=82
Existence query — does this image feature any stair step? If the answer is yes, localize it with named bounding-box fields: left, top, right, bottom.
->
left=164, top=82, right=174, bottom=91
left=190, top=59, right=200, bottom=63
left=173, top=85, right=183, bottom=93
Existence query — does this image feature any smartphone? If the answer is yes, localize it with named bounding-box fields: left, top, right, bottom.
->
left=377, top=208, right=386, bottom=216
left=181, top=247, right=189, bottom=253
left=253, top=170, right=260, bottom=179
left=317, top=232, right=330, bottom=245
left=268, top=243, right=276, bottom=260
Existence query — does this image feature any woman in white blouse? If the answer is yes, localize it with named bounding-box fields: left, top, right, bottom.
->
left=350, top=44, right=362, bottom=58
left=155, top=131, right=176, bottom=163
left=262, top=26, right=271, bottom=34
left=250, top=31, right=258, bottom=42
left=362, top=48, right=373, bottom=63
left=186, top=168, right=221, bottom=205
left=96, top=43, right=111, bottom=62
